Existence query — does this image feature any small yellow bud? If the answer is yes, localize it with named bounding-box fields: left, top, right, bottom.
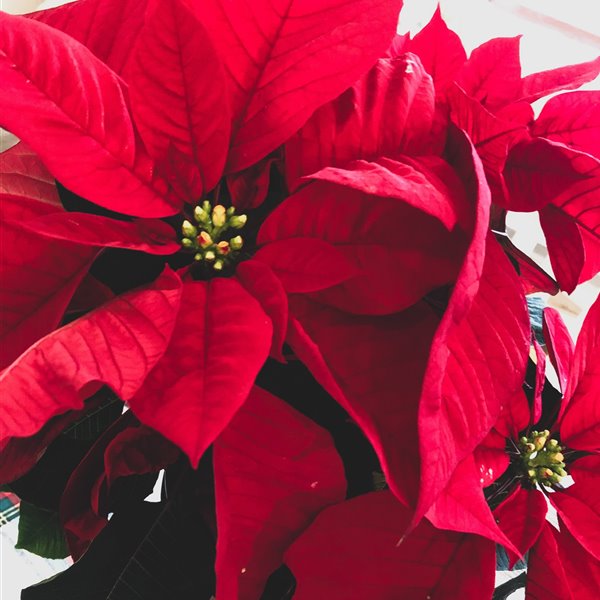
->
left=549, top=452, right=564, bottom=464
left=230, top=235, right=243, bottom=250
left=528, top=469, right=536, bottom=479
left=212, top=204, right=226, bottom=227
left=202, top=200, right=211, bottom=213
left=547, top=439, right=559, bottom=450
left=213, top=259, right=224, bottom=271
left=533, top=435, right=547, bottom=452
left=181, top=238, right=194, bottom=248
left=194, top=206, right=209, bottom=224
left=226, top=206, right=236, bottom=216
left=181, top=220, right=197, bottom=238
left=525, top=443, right=535, bottom=453
left=193, top=252, right=202, bottom=261
left=230, top=214, right=247, bottom=229
left=216, top=241, right=231, bottom=255
left=204, top=250, right=216, bottom=262
left=555, top=467, right=568, bottom=478
left=197, top=231, right=213, bottom=248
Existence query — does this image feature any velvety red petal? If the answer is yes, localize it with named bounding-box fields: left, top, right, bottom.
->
left=416, top=234, right=530, bottom=527
left=542, top=307, right=574, bottom=394
left=494, top=487, right=547, bottom=566
left=285, top=54, right=435, bottom=190
left=19, top=212, right=179, bottom=255
left=426, top=455, right=518, bottom=552
left=284, top=491, right=495, bottom=600
left=288, top=297, right=439, bottom=507
left=235, top=260, right=288, bottom=362
left=29, top=0, right=147, bottom=75
left=227, top=156, right=278, bottom=211
left=0, top=13, right=176, bottom=218
left=128, top=278, right=272, bottom=466
left=198, top=0, right=404, bottom=172
left=126, top=0, right=230, bottom=199
left=495, top=387, right=531, bottom=440
left=559, top=294, right=600, bottom=450
left=533, top=91, right=600, bottom=159
left=254, top=237, right=359, bottom=294
left=550, top=454, right=600, bottom=561
left=213, top=386, right=346, bottom=599
left=404, top=6, right=467, bottom=95
left=526, top=523, right=573, bottom=600
left=0, top=268, right=182, bottom=440
left=455, top=36, right=522, bottom=111
left=473, top=428, right=510, bottom=488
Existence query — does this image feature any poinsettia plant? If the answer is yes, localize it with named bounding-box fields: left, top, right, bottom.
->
left=0, top=0, right=599, bottom=598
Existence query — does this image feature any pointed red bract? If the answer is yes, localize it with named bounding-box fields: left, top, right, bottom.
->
left=128, top=278, right=272, bottom=466
left=494, top=487, right=547, bottom=566
left=127, top=0, right=231, bottom=199
left=550, top=455, right=600, bottom=561
left=456, top=36, right=522, bottom=110
left=288, top=297, right=438, bottom=506
left=198, top=0, right=404, bottom=172
left=259, top=178, right=465, bottom=315
left=559, top=294, right=600, bottom=449
left=533, top=91, right=600, bottom=159
left=416, top=234, right=530, bottom=527
left=519, top=56, right=600, bottom=105
left=213, top=386, right=346, bottom=599
left=19, top=212, right=179, bottom=255
left=0, top=201, right=97, bottom=369
left=235, top=260, right=288, bottom=362
left=404, top=6, right=466, bottom=94
left=0, top=13, right=175, bottom=218
left=29, top=0, right=148, bottom=75
left=254, top=237, right=359, bottom=293
left=285, top=54, right=436, bottom=189
left=0, top=269, right=182, bottom=441
left=543, top=307, right=575, bottom=394
left=284, top=491, right=496, bottom=600
left=0, top=142, right=61, bottom=207
left=426, top=455, right=518, bottom=552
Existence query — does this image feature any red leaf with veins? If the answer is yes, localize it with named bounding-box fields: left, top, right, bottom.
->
left=126, top=0, right=230, bottom=199
left=550, top=455, right=600, bottom=561
left=554, top=519, right=600, bottom=599
left=504, top=138, right=590, bottom=213
left=213, top=386, right=346, bottom=600
left=559, top=294, right=600, bottom=449
left=533, top=91, right=600, bottom=158
left=415, top=235, right=530, bottom=528
left=198, top=0, right=404, bottom=172
left=254, top=237, right=359, bottom=294
left=0, top=268, right=182, bottom=441
left=19, top=212, right=179, bottom=255
left=526, top=523, right=573, bottom=600
left=496, top=388, right=531, bottom=440
left=456, top=37, right=522, bottom=111
left=128, top=278, right=272, bottom=467
left=306, top=157, right=461, bottom=230
left=519, top=55, right=600, bottom=106
left=426, top=455, right=518, bottom=552
left=285, top=54, right=436, bottom=190
left=0, top=13, right=176, bottom=218
left=285, top=491, right=495, bottom=600
left=542, top=307, right=574, bottom=394
left=494, top=487, right=547, bottom=566
left=259, top=178, right=465, bottom=315
left=539, top=207, right=586, bottom=293
left=29, top=0, right=148, bottom=75
left=0, top=198, right=97, bottom=369
left=404, top=6, right=467, bottom=95
left=288, top=297, right=438, bottom=506
left=0, top=142, right=60, bottom=208
left=473, top=428, right=509, bottom=487
left=235, top=260, right=288, bottom=362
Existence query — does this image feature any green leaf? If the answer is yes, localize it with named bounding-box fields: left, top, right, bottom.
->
left=16, top=501, right=69, bottom=559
